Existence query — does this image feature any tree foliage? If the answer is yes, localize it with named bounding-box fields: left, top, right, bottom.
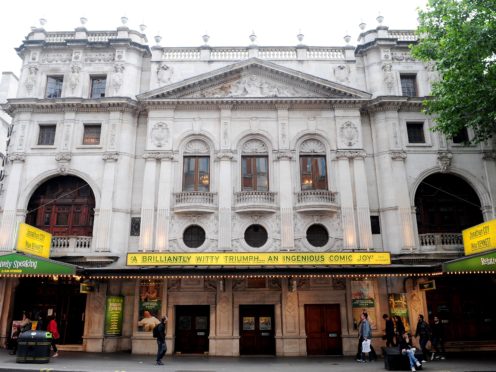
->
left=411, top=0, right=496, bottom=144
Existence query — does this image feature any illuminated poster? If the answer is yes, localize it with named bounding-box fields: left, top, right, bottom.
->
left=388, top=293, right=411, bottom=333
left=351, top=279, right=377, bottom=329
left=137, top=281, right=161, bottom=332
left=105, top=296, right=124, bottom=336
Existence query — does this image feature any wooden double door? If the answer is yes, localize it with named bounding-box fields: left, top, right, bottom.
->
left=239, top=305, right=275, bottom=355
left=305, top=304, right=342, bottom=355
left=174, top=305, right=210, bottom=354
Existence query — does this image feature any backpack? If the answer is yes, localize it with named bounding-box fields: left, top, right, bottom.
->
left=152, top=324, right=160, bottom=338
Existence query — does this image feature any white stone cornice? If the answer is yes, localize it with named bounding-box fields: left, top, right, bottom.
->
left=389, top=150, right=407, bottom=161
left=102, top=152, right=119, bottom=162
left=7, top=153, right=26, bottom=162
left=335, top=150, right=367, bottom=159
left=437, top=151, right=453, bottom=172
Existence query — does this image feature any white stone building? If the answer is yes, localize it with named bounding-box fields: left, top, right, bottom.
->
left=0, top=19, right=495, bottom=355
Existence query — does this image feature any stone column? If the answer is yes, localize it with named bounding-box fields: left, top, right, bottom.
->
left=139, top=153, right=159, bottom=251
left=276, top=105, right=295, bottom=249
left=218, top=105, right=233, bottom=250
left=155, top=152, right=174, bottom=251
left=482, top=151, right=496, bottom=220
left=390, top=150, right=416, bottom=251
left=0, top=153, right=25, bottom=251
left=94, top=152, right=118, bottom=252
left=336, top=151, right=357, bottom=249
left=352, top=151, right=373, bottom=250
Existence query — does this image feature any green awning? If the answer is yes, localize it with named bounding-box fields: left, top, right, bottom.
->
left=443, top=249, right=496, bottom=273
left=0, top=252, right=77, bottom=275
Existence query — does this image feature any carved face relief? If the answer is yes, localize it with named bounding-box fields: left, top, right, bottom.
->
left=339, top=121, right=359, bottom=147
left=157, top=63, right=174, bottom=85
left=150, top=122, right=170, bottom=147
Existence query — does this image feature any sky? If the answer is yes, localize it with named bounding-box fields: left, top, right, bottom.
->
left=0, top=0, right=428, bottom=76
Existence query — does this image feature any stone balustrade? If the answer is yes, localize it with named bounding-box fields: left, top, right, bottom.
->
left=234, top=191, right=277, bottom=213
left=418, top=233, right=463, bottom=252
left=388, top=30, right=418, bottom=41
left=51, top=236, right=93, bottom=254
left=295, top=190, right=339, bottom=213
left=174, top=191, right=217, bottom=212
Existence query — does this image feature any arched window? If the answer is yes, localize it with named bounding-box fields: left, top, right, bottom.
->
left=241, top=139, right=269, bottom=191
left=26, top=175, right=95, bottom=236
left=299, top=139, right=327, bottom=190
left=183, top=139, right=210, bottom=192
left=415, top=173, right=482, bottom=234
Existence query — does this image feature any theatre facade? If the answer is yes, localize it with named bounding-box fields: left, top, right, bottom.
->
left=0, top=18, right=495, bottom=356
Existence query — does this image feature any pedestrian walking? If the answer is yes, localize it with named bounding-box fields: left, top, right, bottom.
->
left=414, top=314, right=431, bottom=362
left=46, top=315, right=60, bottom=357
left=383, top=314, right=395, bottom=347
left=356, top=312, right=377, bottom=362
left=430, top=315, right=446, bottom=360
left=154, top=316, right=167, bottom=365
left=398, top=332, right=422, bottom=372
left=393, top=315, right=405, bottom=345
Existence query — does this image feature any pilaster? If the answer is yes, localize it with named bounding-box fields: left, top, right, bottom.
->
left=352, top=151, right=373, bottom=250
left=336, top=151, right=358, bottom=249
left=139, top=152, right=159, bottom=251
left=155, top=152, right=174, bottom=251
left=218, top=105, right=233, bottom=250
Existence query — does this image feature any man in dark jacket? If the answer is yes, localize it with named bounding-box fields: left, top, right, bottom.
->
left=430, top=316, right=446, bottom=360
left=414, top=314, right=431, bottom=362
left=155, top=316, right=167, bottom=365
left=383, top=314, right=395, bottom=347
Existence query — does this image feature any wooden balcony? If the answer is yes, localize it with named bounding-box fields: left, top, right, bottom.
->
left=418, top=233, right=463, bottom=253
left=295, top=190, right=339, bottom=213
left=174, top=192, right=217, bottom=213
left=234, top=191, right=277, bottom=213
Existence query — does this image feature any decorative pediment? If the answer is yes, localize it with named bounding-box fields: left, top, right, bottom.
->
left=138, top=58, right=370, bottom=101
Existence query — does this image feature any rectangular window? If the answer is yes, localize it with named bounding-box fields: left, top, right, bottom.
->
left=83, top=124, right=101, bottom=145
left=37, top=125, right=56, bottom=145
left=241, top=156, right=269, bottom=191
left=46, top=76, right=63, bottom=98
left=183, top=156, right=210, bottom=192
left=300, top=156, right=328, bottom=190
left=406, top=122, right=426, bottom=143
left=370, top=216, right=381, bottom=234
left=90, top=76, right=106, bottom=98
left=452, top=128, right=469, bottom=144
left=400, top=74, right=417, bottom=97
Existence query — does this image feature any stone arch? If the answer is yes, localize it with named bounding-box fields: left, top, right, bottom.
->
left=413, top=169, right=484, bottom=234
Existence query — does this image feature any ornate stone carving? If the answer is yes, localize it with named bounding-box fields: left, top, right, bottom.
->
left=55, top=152, right=72, bottom=162
left=300, top=139, right=325, bottom=154
left=391, top=51, right=416, bottom=62
left=382, top=49, right=391, bottom=60
left=336, top=150, right=366, bottom=159
left=7, top=153, right=26, bottom=162
left=40, top=52, right=71, bottom=64
left=437, top=151, right=453, bottom=172
left=184, top=139, right=209, bottom=154
left=150, top=122, right=169, bottom=148
left=84, top=52, right=114, bottom=63
left=111, top=64, right=125, bottom=93
left=339, top=121, right=359, bottom=147
left=189, top=74, right=316, bottom=98
left=276, top=150, right=293, bottom=160
left=382, top=63, right=395, bottom=93
left=482, top=150, right=496, bottom=161
left=389, top=150, right=407, bottom=161
left=69, top=64, right=81, bottom=93
left=24, top=66, right=38, bottom=94
left=142, top=152, right=162, bottom=160
left=157, top=63, right=174, bottom=85
left=242, top=139, right=267, bottom=154
left=102, top=152, right=119, bottom=161
left=333, top=64, right=350, bottom=83
left=216, top=151, right=234, bottom=160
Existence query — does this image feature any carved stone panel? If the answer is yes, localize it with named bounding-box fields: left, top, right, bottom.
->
left=150, top=122, right=170, bottom=148
left=242, top=139, right=267, bottom=154
left=300, top=139, right=325, bottom=154
left=338, top=121, right=360, bottom=148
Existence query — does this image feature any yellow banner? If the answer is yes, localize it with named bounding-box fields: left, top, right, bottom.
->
left=16, top=223, right=52, bottom=258
left=127, top=252, right=391, bottom=266
left=463, top=219, right=496, bottom=256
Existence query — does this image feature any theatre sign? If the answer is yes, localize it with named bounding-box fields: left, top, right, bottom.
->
left=127, top=252, right=391, bottom=266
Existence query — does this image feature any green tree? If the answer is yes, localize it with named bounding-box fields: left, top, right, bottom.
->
left=411, top=0, right=496, bottom=144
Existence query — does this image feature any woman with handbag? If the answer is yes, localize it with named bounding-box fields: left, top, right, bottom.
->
left=46, top=315, right=60, bottom=357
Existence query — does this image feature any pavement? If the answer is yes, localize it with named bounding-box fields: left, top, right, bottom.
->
left=1, top=350, right=496, bottom=372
